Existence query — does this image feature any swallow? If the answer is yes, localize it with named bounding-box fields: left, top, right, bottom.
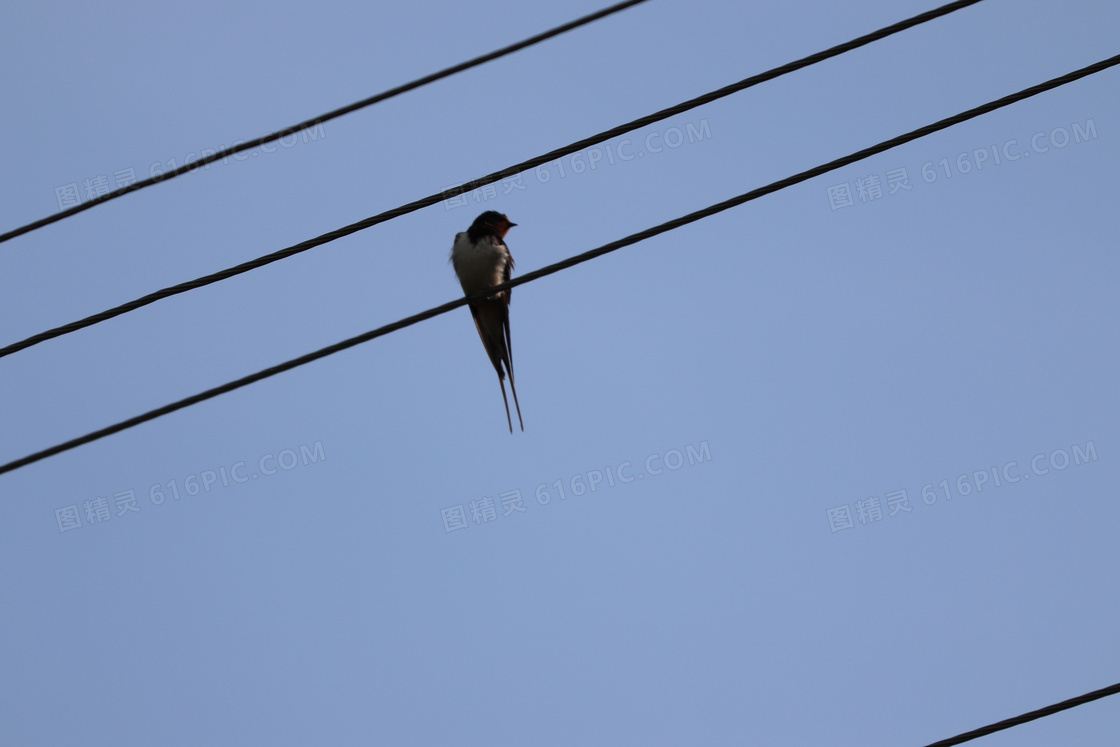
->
left=450, top=211, right=524, bottom=433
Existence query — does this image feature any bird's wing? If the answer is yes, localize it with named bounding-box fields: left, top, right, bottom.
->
left=502, top=241, right=514, bottom=303
left=495, top=243, right=521, bottom=429
left=470, top=298, right=521, bottom=432
left=469, top=299, right=510, bottom=381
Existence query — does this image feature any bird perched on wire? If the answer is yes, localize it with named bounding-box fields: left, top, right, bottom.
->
left=450, top=211, right=524, bottom=433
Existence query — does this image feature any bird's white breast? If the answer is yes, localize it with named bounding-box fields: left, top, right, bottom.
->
left=450, top=232, right=509, bottom=294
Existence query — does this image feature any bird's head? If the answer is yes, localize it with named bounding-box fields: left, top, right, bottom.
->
left=472, top=211, right=517, bottom=238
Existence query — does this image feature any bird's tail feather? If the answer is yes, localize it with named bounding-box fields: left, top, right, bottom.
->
left=501, top=304, right=523, bottom=432
left=499, top=378, right=513, bottom=434
left=507, top=376, right=523, bottom=432
left=472, top=300, right=523, bottom=433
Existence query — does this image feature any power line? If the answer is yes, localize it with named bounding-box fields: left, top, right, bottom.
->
left=0, top=0, right=986, bottom=360
left=2, top=51, right=1115, bottom=477
left=0, top=0, right=652, bottom=245
left=921, top=681, right=1120, bottom=747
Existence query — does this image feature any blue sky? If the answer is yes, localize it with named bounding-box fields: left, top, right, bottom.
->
left=1, top=1, right=1118, bottom=744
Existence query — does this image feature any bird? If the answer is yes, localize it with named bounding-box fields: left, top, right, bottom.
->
left=450, top=211, right=524, bottom=433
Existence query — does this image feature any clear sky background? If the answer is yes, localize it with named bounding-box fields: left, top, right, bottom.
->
left=2, top=1, right=1118, bottom=744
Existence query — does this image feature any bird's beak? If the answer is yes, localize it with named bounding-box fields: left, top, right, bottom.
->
left=507, top=222, right=517, bottom=228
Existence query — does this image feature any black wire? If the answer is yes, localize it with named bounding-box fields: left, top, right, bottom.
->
left=0, top=0, right=987, bottom=360
left=2, top=51, right=1116, bottom=476
left=921, top=681, right=1120, bottom=747
left=0, top=0, right=652, bottom=245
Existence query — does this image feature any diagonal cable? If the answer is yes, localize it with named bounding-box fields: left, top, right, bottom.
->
left=920, top=681, right=1120, bottom=747
left=1, top=50, right=1116, bottom=476
left=0, top=0, right=987, bottom=360
left=0, top=0, right=652, bottom=245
